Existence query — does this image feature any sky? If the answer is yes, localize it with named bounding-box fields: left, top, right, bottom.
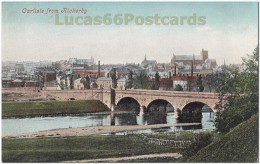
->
left=2, top=2, right=258, bottom=65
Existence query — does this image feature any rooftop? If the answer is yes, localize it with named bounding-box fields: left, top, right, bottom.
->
left=175, top=55, right=203, bottom=61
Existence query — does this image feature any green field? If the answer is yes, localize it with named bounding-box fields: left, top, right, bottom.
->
left=2, top=135, right=180, bottom=162
left=2, top=100, right=110, bottom=118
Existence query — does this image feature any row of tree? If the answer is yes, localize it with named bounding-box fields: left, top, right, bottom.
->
left=214, top=46, right=258, bottom=133
left=111, top=69, right=161, bottom=90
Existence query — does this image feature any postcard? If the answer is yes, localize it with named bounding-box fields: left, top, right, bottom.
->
left=2, top=2, right=258, bottom=163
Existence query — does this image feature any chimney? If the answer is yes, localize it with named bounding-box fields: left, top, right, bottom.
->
left=191, top=61, right=194, bottom=76
left=98, top=60, right=100, bottom=77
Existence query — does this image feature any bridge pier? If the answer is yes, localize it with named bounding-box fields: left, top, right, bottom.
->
left=111, top=104, right=116, bottom=112
left=139, top=105, right=147, bottom=115
left=174, top=108, right=182, bottom=120
left=110, top=112, right=115, bottom=126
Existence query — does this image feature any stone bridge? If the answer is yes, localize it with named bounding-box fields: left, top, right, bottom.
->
left=102, top=89, right=219, bottom=114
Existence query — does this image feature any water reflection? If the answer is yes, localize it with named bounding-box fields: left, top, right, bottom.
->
left=111, top=111, right=168, bottom=126
left=113, top=113, right=138, bottom=126
left=143, top=111, right=167, bottom=125
left=2, top=111, right=215, bottom=135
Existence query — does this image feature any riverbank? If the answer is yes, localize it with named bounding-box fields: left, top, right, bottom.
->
left=2, top=100, right=110, bottom=118
left=2, top=123, right=201, bottom=138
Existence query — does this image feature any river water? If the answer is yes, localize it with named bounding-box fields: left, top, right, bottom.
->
left=2, top=112, right=215, bottom=135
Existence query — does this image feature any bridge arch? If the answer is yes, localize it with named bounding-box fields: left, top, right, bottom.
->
left=116, top=97, right=140, bottom=113
left=180, top=100, right=217, bottom=113
left=146, top=99, right=175, bottom=113
left=180, top=101, right=215, bottom=121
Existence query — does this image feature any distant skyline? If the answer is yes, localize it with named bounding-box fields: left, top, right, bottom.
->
left=2, top=2, right=258, bottom=65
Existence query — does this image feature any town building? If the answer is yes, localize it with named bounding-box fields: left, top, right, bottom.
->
left=141, top=55, right=157, bottom=70
left=171, top=49, right=217, bottom=72
left=96, top=77, right=112, bottom=89
left=96, top=77, right=126, bottom=90
left=2, top=77, right=13, bottom=88
left=117, top=78, right=126, bottom=90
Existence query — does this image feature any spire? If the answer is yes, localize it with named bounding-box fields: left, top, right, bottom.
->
left=144, top=55, right=147, bottom=61
left=224, top=59, right=226, bottom=66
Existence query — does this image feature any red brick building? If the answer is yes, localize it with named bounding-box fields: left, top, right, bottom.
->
left=148, top=75, right=206, bottom=91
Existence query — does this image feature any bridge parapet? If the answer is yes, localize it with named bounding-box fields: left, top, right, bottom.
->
left=115, top=90, right=218, bottom=99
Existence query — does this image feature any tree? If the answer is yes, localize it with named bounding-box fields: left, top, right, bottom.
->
left=133, top=70, right=149, bottom=89
left=150, top=83, right=156, bottom=90
left=59, top=81, right=65, bottom=90
left=125, top=69, right=133, bottom=89
left=154, top=72, right=160, bottom=90
left=196, top=74, right=204, bottom=92
left=69, top=74, right=74, bottom=90
left=205, top=74, right=215, bottom=92
left=187, top=80, right=196, bottom=91
left=111, top=68, right=118, bottom=89
left=215, top=46, right=259, bottom=133
left=85, top=75, right=91, bottom=89
left=174, top=84, right=183, bottom=91
left=81, top=76, right=90, bottom=89
left=64, top=76, right=69, bottom=90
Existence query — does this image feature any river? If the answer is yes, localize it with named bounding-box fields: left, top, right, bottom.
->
left=2, top=111, right=215, bottom=135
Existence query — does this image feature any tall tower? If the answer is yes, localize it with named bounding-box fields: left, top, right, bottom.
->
left=98, top=60, right=100, bottom=77
left=171, top=53, right=176, bottom=64
left=201, top=49, right=208, bottom=61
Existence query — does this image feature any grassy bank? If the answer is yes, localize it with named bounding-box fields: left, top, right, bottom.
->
left=187, top=114, right=259, bottom=162
left=2, top=100, right=110, bottom=118
left=2, top=135, right=180, bottom=162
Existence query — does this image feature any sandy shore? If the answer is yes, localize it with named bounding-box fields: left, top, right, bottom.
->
left=2, top=123, right=201, bottom=139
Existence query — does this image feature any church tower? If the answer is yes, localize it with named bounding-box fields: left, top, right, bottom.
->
left=201, top=49, right=208, bottom=61
left=171, top=53, right=176, bottom=64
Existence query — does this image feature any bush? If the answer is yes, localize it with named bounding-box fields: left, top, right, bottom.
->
left=174, top=84, right=183, bottom=91
left=181, top=132, right=213, bottom=158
